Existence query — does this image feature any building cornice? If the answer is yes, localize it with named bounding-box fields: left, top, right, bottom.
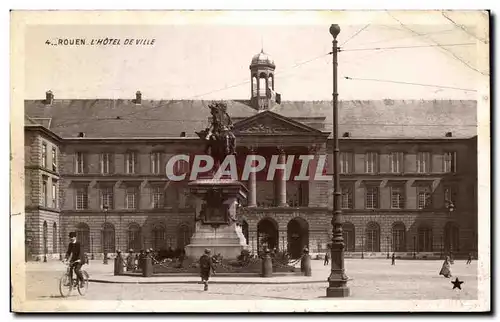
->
left=25, top=206, right=61, bottom=214
left=24, top=125, right=62, bottom=142
left=60, top=207, right=195, bottom=215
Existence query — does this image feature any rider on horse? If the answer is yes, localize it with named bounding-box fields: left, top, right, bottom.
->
left=197, top=102, right=236, bottom=166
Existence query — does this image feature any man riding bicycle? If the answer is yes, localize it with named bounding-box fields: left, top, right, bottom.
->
left=64, top=232, right=86, bottom=288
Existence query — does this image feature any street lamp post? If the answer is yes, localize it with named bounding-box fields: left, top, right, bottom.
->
left=440, top=235, right=443, bottom=260
left=103, top=203, right=109, bottom=265
left=91, top=236, right=95, bottom=260
left=326, top=24, right=349, bottom=298
left=413, top=236, right=416, bottom=259
left=361, top=235, right=364, bottom=259
left=59, top=236, right=63, bottom=261
left=386, top=236, right=390, bottom=259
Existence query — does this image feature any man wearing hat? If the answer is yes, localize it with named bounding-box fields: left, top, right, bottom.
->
left=199, top=249, right=215, bottom=291
left=64, top=232, right=86, bottom=288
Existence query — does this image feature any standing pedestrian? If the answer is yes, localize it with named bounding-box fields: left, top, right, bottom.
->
left=439, top=256, right=452, bottom=278
left=199, top=249, right=215, bottom=291
left=391, top=253, right=396, bottom=266
left=324, top=250, right=330, bottom=266
left=466, top=252, right=473, bottom=265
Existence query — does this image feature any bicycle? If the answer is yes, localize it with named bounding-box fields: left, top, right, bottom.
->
left=58, top=262, right=89, bottom=297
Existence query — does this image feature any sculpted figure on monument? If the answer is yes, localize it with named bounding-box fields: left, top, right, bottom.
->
left=195, top=101, right=236, bottom=167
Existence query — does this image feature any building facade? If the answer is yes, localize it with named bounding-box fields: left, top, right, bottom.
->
left=24, top=52, right=478, bottom=260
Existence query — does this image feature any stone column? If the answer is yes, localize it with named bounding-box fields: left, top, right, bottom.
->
left=277, top=146, right=287, bottom=207
left=248, top=146, right=257, bottom=207
left=307, top=144, right=319, bottom=207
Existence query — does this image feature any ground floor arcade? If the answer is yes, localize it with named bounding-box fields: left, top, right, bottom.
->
left=24, top=208, right=477, bottom=261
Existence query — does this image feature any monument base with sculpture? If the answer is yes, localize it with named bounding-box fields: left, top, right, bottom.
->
left=185, top=179, right=249, bottom=260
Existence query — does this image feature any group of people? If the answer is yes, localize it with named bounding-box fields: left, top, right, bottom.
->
left=122, top=247, right=188, bottom=271
left=439, top=252, right=474, bottom=278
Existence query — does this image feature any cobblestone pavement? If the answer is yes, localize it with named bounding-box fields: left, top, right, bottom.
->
left=23, top=259, right=478, bottom=301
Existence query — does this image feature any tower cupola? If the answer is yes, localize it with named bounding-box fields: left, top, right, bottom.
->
left=249, top=49, right=280, bottom=111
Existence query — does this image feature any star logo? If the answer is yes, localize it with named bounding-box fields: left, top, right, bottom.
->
left=451, top=277, right=464, bottom=290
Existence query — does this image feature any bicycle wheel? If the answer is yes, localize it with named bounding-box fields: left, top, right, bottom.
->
left=59, top=273, right=72, bottom=298
left=77, top=270, right=89, bottom=296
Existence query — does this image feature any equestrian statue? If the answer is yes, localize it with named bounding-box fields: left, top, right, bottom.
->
left=195, top=101, right=236, bottom=168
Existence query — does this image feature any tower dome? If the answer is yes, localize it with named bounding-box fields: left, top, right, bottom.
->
left=251, top=49, right=275, bottom=67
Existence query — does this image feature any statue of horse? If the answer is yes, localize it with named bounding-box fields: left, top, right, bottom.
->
left=195, top=101, right=236, bottom=167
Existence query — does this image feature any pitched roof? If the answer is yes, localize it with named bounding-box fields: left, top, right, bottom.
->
left=24, top=99, right=477, bottom=139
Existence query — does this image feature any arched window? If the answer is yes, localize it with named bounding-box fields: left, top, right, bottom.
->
left=127, top=223, right=141, bottom=252
left=342, top=222, right=355, bottom=252
left=177, top=224, right=191, bottom=249
left=418, top=224, right=433, bottom=252
left=444, top=222, right=460, bottom=253
left=259, top=73, right=267, bottom=96
left=76, top=222, right=90, bottom=253
left=269, top=74, right=274, bottom=90
left=257, top=218, right=279, bottom=253
left=52, top=222, right=58, bottom=254
left=365, top=222, right=380, bottom=252
left=152, top=224, right=166, bottom=250
left=287, top=217, right=309, bottom=259
left=252, top=76, right=258, bottom=97
left=102, top=222, right=115, bottom=254
left=392, top=222, right=406, bottom=252
left=241, top=220, right=249, bottom=245
left=43, top=221, right=48, bottom=255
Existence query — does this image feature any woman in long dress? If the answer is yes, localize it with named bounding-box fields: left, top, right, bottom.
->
left=439, top=256, right=452, bottom=278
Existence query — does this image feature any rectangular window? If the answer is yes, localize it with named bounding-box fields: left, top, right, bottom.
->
left=52, top=180, right=57, bottom=208
left=365, top=186, right=379, bottom=209
left=100, top=187, right=114, bottom=209
left=41, top=143, right=47, bottom=168
left=390, top=152, right=404, bottom=173
left=152, top=186, right=164, bottom=209
left=443, top=152, right=456, bottom=173
left=75, top=152, right=85, bottom=174
left=42, top=179, right=48, bottom=207
left=340, top=152, right=353, bottom=174
left=76, top=187, right=88, bottom=210
left=126, top=187, right=137, bottom=209
left=101, top=153, right=111, bottom=174
left=444, top=185, right=457, bottom=204
left=417, top=186, right=432, bottom=209
left=51, top=148, right=57, bottom=171
left=365, top=152, right=378, bottom=174
left=417, top=152, right=431, bottom=173
left=341, top=185, right=353, bottom=209
left=391, top=186, right=405, bottom=209
left=151, top=152, right=161, bottom=174
left=126, top=152, right=136, bottom=174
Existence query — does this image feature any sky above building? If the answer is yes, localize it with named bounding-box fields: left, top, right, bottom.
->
left=24, top=11, right=488, bottom=101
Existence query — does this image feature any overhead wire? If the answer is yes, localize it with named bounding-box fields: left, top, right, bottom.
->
left=339, top=24, right=370, bottom=47
left=386, top=11, right=489, bottom=76
left=441, top=11, right=488, bottom=44
left=340, top=43, right=476, bottom=52
left=343, top=76, right=477, bottom=92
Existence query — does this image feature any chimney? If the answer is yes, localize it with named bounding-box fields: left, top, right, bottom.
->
left=45, top=90, right=54, bottom=105
left=445, top=132, right=453, bottom=137
left=180, top=131, right=186, bottom=137
left=78, top=132, right=85, bottom=138
left=135, top=91, right=142, bottom=104
left=342, top=132, right=351, bottom=138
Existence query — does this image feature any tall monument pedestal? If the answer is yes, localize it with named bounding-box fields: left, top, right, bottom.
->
left=186, top=179, right=248, bottom=260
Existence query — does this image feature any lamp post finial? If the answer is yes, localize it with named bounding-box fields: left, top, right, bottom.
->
left=329, top=24, right=341, bottom=39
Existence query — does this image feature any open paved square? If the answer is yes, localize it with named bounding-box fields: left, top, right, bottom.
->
left=24, top=258, right=478, bottom=301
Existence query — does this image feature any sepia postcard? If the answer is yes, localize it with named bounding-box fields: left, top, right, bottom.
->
left=10, top=10, right=490, bottom=312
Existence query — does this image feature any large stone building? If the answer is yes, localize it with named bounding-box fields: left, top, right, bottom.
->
left=24, top=51, right=478, bottom=261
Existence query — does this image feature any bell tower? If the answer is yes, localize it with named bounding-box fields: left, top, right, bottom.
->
left=249, top=49, right=279, bottom=111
